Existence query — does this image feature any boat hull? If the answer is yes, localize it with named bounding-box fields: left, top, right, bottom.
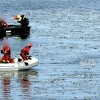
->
left=0, top=25, right=30, bottom=38
left=0, top=57, right=38, bottom=71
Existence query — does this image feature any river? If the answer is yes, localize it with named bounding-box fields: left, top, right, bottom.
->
left=0, top=0, right=100, bottom=99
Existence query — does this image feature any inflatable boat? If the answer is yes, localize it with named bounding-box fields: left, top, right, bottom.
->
left=0, top=57, right=38, bottom=71
left=0, top=25, right=30, bottom=37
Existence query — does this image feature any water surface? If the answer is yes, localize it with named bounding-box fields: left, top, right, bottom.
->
left=0, top=0, right=100, bottom=99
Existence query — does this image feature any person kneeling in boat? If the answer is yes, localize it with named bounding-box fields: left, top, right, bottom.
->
left=0, top=17, right=8, bottom=29
left=14, top=14, right=29, bottom=27
left=20, top=43, right=33, bottom=61
left=1, top=42, right=14, bottom=63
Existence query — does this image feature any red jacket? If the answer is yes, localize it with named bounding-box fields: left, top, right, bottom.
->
left=2, top=45, right=10, bottom=55
left=0, top=21, right=8, bottom=28
left=22, top=46, right=30, bottom=55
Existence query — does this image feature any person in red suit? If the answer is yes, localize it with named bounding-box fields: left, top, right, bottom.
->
left=1, top=42, right=11, bottom=63
left=20, top=43, right=33, bottom=61
left=0, top=17, right=8, bottom=28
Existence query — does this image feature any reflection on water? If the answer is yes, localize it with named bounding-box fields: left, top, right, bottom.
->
left=2, top=77, right=10, bottom=100
left=0, top=70, right=38, bottom=100
left=18, top=70, right=38, bottom=100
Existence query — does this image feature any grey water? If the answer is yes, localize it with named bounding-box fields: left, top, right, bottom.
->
left=0, top=0, right=100, bottom=99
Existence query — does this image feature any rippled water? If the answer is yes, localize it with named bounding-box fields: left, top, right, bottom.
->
left=0, top=0, right=100, bottom=100
left=0, top=70, right=38, bottom=100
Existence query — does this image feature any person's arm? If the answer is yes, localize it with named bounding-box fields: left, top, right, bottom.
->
left=5, top=47, right=10, bottom=53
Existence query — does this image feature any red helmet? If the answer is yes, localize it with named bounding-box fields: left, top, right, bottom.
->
left=14, top=16, right=17, bottom=20
left=28, top=43, right=33, bottom=47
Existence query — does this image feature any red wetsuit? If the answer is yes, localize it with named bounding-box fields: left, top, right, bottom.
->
left=2, top=45, right=11, bottom=62
left=20, top=46, right=31, bottom=60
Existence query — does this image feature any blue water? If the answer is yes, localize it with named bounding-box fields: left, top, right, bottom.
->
left=0, top=0, right=100, bottom=100
left=1, top=0, right=100, bottom=12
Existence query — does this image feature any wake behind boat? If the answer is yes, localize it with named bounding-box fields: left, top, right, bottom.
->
left=0, top=57, right=38, bottom=71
